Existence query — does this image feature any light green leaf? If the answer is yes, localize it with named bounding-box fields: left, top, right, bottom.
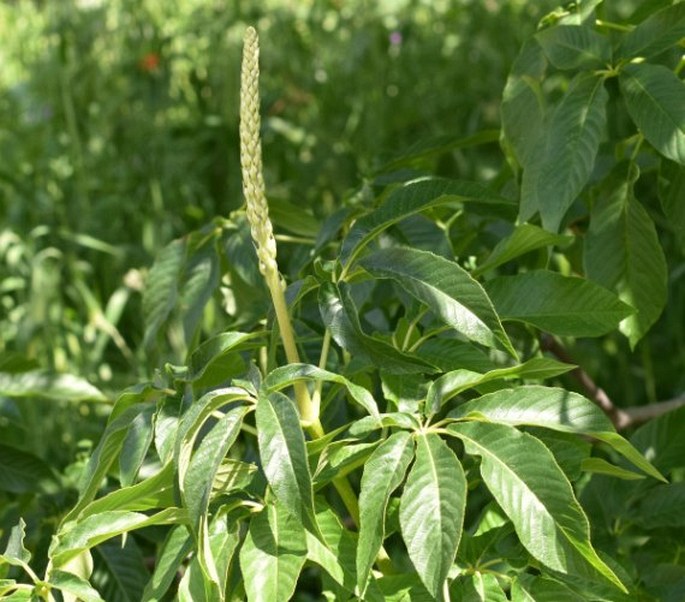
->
left=521, top=73, right=608, bottom=230
left=0, top=519, right=31, bottom=573
left=359, top=247, right=516, bottom=357
left=49, top=570, right=105, bottom=602
left=256, top=391, right=318, bottom=533
left=340, top=177, right=516, bottom=268
left=448, top=385, right=664, bottom=481
left=0, top=444, right=59, bottom=494
left=212, top=459, right=258, bottom=495
left=501, top=38, right=547, bottom=168
left=356, top=431, right=414, bottom=595
left=580, top=457, right=645, bottom=480
left=262, top=363, right=379, bottom=418
left=313, top=440, right=378, bottom=488
left=239, top=501, right=307, bottom=602
left=485, top=270, right=633, bottom=337
left=620, top=63, right=685, bottom=165
left=584, top=162, right=668, bottom=347
left=0, top=370, right=106, bottom=402
left=450, top=572, right=509, bottom=602
left=141, top=526, right=193, bottom=602
left=413, top=338, right=495, bottom=374
left=186, top=331, right=265, bottom=382
left=319, top=282, right=437, bottom=374
left=51, top=508, right=184, bottom=568
left=536, top=25, right=611, bottom=70
left=399, top=434, right=466, bottom=598
left=119, top=404, right=155, bottom=487
left=426, top=358, right=576, bottom=413
left=618, top=3, right=685, bottom=59
left=446, top=421, right=626, bottom=591
left=474, top=224, right=572, bottom=277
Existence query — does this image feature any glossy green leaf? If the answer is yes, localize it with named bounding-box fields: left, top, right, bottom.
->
left=339, top=177, right=516, bottom=268
left=658, top=159, right=685, bottom=252
left=181, top=405, right=246, bottom=535
left=426, top=358, right=575, bottom=413
left=0, top=444, right=59, bottom=494
left=448, top=385, right=664, bottom=481
left=474, top=224, right=572, bottom=277
left=239, top=501, right=307, bottom=602
left=0, top=370, right=106, bottom=402
left=359, top=247, right=516, bottom=357
left=51, top=508, right=184, bottom=568
left=584, top=163, right=668, bottom=347
left=141, top=526, right=193, bottom=602
left=581, top=457, right=645, bottom=480
left=536, top=25, right=611, bottom=70
left=501, top=38, right=547, bottom=168
left=447, top=422, right=626, bottom=591
left=262, top=363, right=379, bottom=418
left=399, top=433, right=466, bottom=598
left=356, top=431, right=414, bottom=595
left=319, top=282, right=437, bottom=374
left=618, top=3, right=685, bottom=59
left=485, top=270, right=632, bottom=337
left=620, top=63, right=685, bottom=165
left=256, top=391, right=317, bottom=533
left=521, top=73, right=608, bottom=230
left=49, top=570, right=105, bottom=602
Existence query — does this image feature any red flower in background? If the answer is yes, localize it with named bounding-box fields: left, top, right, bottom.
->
left=138, top=52, right=160, bottom=72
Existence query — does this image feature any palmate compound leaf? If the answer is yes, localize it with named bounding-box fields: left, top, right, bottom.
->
left=359, top=247, right=517, bottom=358
left=445, top=421, right=627, bottom=592
left=255, top=391, right=318, bottom=535
left=620, top=63, right=685, bottom=165
left=239, top=500, right=307, bottom=602
left=399, top=433, right=467, bottom=599
left=521, top=73, right=608, bottom=231
left=484, top=270, right=633, bottom=337
left=356, top=431, right=414, bottom=595
left=447, top=385, right=664, bottom=481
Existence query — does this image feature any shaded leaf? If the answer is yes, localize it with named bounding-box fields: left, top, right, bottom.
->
left=619, top=3, right=685, bottom=59
left=620, top=63, right=685, bottom=165
left=633, top=483, right=685, bottom=528
left=359, top=247, right=516, bottom=357
left=119, top=404, right=155, bottom=487
left=658, top=159, right=685, bottom=252
left=630, top=405, right=685, bottom=473
left=141, top=526, right=193, bottom=602
left=536, top=25, right=611, bottom=70
left=450, top=572, right=509, bottom=602
left=91, top=537, right=149, bottom=602
left=400, top=433, right=466, bottom=598
left=485, top=271, right=632, bottom=337
left=0, top=444, right=59, bottom=494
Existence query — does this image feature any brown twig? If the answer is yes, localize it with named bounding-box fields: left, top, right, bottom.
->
left=540, top=335, right=685, bottom=431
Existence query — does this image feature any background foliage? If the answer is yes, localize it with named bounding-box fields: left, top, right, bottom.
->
left=0, top=0, right=684, bottom=601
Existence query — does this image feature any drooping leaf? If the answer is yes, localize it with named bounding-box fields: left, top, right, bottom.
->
left=255, top=391, right=317, bottom=533
left=262, top=363, right=379, bottom=418
left=581, top=457, right=645, bottom=481
left=0, top=444, right=59, bottom=494
left=399, top=433, right=466, bottom=598
left=319, top=282, right=437, bottom=374
left=446, top=421, right=626, bottom=591
left=618, top=3, right=685, bottom=59
left=359, top=247, right=517, bottom=357
left=448, top=385, right=664, bottom=480
left=0, top=370, right=106, bottom=402
left=339, top=177, right=516, bottom=268
left=521, top=73, right=608, bottom=230
left=49, top=570, right=105, bottom=602
left=620, top=63, right=685, bottom=165
left=356, top=431, right=414, bottom=595
left=239, top=501, right=307, bottom=602
left=426, top=358, right=576, bottom=413
left=584, top=162, right=668, bottom=347
left=474, top=223, right=572, bottom=277
left=485, top=270, right=632, bottom=337
left=535, top=25, right=611, bottom=70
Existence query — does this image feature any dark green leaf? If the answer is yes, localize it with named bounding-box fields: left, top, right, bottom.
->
left=658, top=159, right=685, bottom=252
left=360, top=247, right=517, bottom=357
left=450, top=572, right=509, bottom=602
left=485, top=271, right=632, bottom=337
left=141, top=526, right=193, bottom=601
left=400, top=433, right=466, bottom=598
left=92, top=537, right=149, bottom=602
left=633, top=483, right=685, bottom=528
left=630, top=405, right=685, bottom=472
left=0, top=444, right=59, bottom=494
left=584, top=163, right=668, bottom=346
left=256, top=391, right=318, bottom=533
left=356, top=431, right=414, bottom=595
left=186, top=331, right=265, bottom=382
left=521, top=74, right=608, bottom=230
left=119, top=404, right=155, bottom=487
left=536, top=25, right=611, bottom=70
left=619, top=3, right=685, bottom=59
